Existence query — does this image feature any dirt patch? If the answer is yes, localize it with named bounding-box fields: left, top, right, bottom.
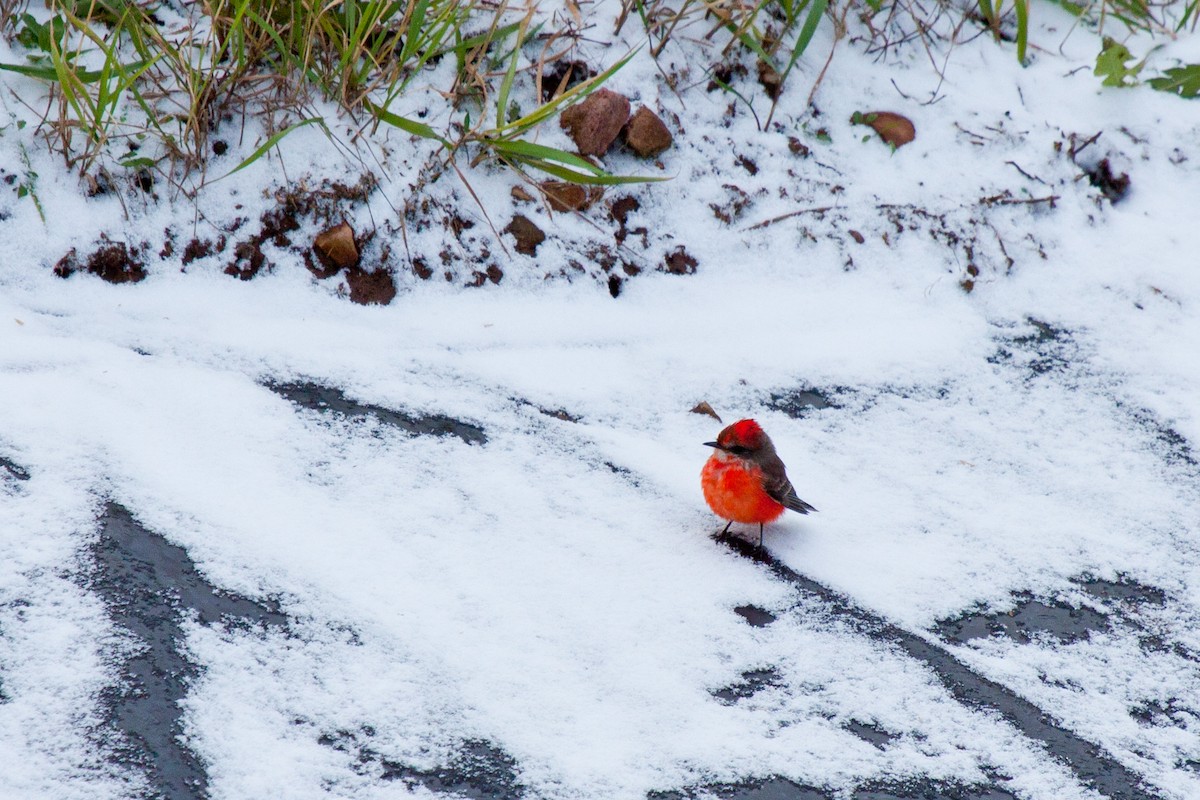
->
left=663, top=245, right=698, bottom=275
left=540, top=59, right=594, bottom=101
left=181, top=237, right=222, bottom=267
left=212, top=175, right=377, bottom=281
left=344, top=266, right=396, bottom=305
left=611, top=196, right=645, bottom=245
left=54, top=240, right=147, bottom=284
left=1085, top=157, right=1131, bottom=203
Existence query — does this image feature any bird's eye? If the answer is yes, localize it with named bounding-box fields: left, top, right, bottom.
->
left=728, top=445, right=750, bottom=456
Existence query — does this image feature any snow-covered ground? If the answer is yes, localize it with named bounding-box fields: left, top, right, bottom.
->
left=1, top=1, right=1199, bottom=798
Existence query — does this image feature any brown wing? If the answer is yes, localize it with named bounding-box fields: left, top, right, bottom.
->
left=761, top=455, right=817, bottom=514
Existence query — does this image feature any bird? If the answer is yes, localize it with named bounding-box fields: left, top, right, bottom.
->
left=701, top=418, right=817, bottom=547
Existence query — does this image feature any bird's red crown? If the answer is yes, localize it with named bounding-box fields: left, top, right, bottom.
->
left=719, top=418, right=767, bottom=449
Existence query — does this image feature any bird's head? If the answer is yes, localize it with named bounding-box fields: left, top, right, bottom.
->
left=704, top=418, right=769, bottom=457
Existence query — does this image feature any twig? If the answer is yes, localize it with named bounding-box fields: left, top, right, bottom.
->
left=954, top=121, right=989, bottom=144
left=1005, top=160, right=1049, bottom=185
left=979, top=193, right=1059, bottom=208
left=1068, top=130, right=1101, bottom=160
left=745, top=205, right=835, bottom=231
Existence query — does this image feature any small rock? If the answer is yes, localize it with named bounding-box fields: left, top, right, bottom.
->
left=312, top=221, right=359, bottom=276
left=623, top=106, right=673, bottom=158
left=853, top=111, right=916, bottom=148
left=345, top=267, right=396, bottom=305
left=504, top=215, right=545, bottom=256
left=540, top=181, right=604, bottom=212
left=560, top=88, right=631, bottom=157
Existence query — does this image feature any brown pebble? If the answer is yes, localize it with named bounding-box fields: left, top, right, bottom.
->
left=312, top=221, right=359, bottom=274
left=504, top=215, right=546, bottom=256
left=541, top=181, right=604, bottom=212
left=624, top=106, right=673, bottom=158
left=560, top=88, right=631, bottom=157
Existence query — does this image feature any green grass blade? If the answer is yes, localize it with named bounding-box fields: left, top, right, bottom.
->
left=491, top=139, right=668, bottom=184
left=1015, top=0, right=1029, bottom=62
left=489, top=138, right=606, bottom=174
left=366, top=100, right=451, bottom=146
left=400, top=0, right=432, bottom=62
left=508, top=156, right=669, bottom=185
left=0, top=61, right=97, bottom=80
left=496, top=14, right=528, bottom=128
left=430, top=21, right=525, bottom=62
left=780, top=0, right=829, bottom=83
left=215, top=117, right=327, bottom=181
left=978, top=0, right=997, bottom=26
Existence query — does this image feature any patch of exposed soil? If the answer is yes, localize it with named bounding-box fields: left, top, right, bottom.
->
left=54, top=240, right=147, bottom=284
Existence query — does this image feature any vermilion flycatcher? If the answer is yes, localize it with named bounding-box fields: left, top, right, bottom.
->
left=701, top=418, right=817, bottom=546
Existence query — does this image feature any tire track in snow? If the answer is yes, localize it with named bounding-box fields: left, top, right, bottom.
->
left=89, top=503, right=288, bottom=800
left=714, top=532, right=1162, bottom=800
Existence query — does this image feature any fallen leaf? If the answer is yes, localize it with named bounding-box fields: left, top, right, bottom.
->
left=852, top=111, right=916, bottom=148
left=690, top=401, right=723, bottom=422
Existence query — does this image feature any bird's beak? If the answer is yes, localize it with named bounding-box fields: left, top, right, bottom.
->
left=703, top=441, right=721, bottom=449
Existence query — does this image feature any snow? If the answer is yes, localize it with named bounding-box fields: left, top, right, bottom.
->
left=1, top=0, right=1200, bottom=798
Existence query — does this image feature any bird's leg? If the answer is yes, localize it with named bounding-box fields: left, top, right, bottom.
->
left=758, top=523, right=764, bottom=548
left=720, top=519, right=733, bottom=536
